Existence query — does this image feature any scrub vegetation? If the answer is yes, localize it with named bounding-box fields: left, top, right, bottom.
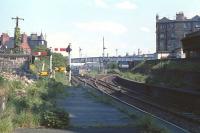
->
left=0, top=75, right=69, bottom=133
left=108, top=59, right=200, bottom=89
left=136, top=115, right=170, bottom=133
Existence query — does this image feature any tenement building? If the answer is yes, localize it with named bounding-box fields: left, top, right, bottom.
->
left=156, top=12, right=200, bottom=58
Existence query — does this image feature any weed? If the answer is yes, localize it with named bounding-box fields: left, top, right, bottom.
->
left=0, top=116, right=13, bottom=133
left=136, top=115, right=170, bottom=133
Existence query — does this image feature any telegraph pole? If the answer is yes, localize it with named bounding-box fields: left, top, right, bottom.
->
left=12, top=16, right=24, bottom=50
left=116, top=49, right=118, bottom=57
left=102, top=37, right=106, bottom=74
left=79, top=47, right=82, bottom=58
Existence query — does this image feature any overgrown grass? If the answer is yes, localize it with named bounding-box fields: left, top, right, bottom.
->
left=120, top=72, right=148, bottom=83
left=117, top=60, right=200, bottom=89
left=136, top=115, right=170, bottom=133
left=0, top=116, right=13, bottom=133
left=55, top=72, right=68, bottom=85
left=0, top=76, right=69, bottom=133
left=87, top=70, right=99, bottom=78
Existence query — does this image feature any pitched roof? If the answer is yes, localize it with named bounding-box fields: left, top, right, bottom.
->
left=192, top=15, right=200, bottom=21
left=159, top=17, right=171, bottom=22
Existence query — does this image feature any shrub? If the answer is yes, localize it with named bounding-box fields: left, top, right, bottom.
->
left=42, top=109, right=69, bottom=129
left=0, top=116, right=13, bottom=133
left=14, top=111, right=40, bottom=128
left=136, top=116, right=170, bottom=133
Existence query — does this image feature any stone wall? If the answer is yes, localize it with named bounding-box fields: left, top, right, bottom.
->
left=0, top=55, right=31, bottom=72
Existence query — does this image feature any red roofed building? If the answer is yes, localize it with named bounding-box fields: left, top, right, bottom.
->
left=0, top=33, right=10, bottom=46
left=20, top=33, right=31, bottom=54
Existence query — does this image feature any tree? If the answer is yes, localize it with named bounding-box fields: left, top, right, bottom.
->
left=32, top=45, right=47, bottom=52
left=14, top=27, right=21, bottom=47
left=107, top=62, right=118, bottom=69
left=52, top=53, right=67, bottom=68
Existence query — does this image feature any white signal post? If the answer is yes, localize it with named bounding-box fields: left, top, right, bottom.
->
left=68, top=43, right=72, bottom=86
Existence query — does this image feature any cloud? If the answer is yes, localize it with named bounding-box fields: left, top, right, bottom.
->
left=93, top=0, right=137, bottom=11
left=95, top=0, right=108, bottom=8
left=140, top=27, right=151, bottom=33
left=115, top=1, right=137, bottom=10
left=75, top=21, right=128, bottom=35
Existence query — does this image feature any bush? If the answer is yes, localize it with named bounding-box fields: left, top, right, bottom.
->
left=0, top=116, right=13, bottom=133
left=136, top=116, right=170, bottom=133
left=14, top=111, right=40, bottom=128
left=1, top=77, right=69, bottom=131
left=42, top=109, right=69, bottom=129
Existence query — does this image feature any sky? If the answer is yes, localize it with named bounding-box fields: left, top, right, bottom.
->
left=0, top=0, right=200, bottom=58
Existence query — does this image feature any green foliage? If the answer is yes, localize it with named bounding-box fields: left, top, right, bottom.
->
left=120, top=72, right=147, bottom=83
left=14, top=27, right=21, bottom=47
left=32, top=45, right=47, bottom=52
left=34, top=57, right=50, bottom=72
left=107, top=62, right=118, bottom=69
left=52, top=53, right=67, bottom=68
left=55, top=72, right=68, bottom=85
left=14, top=111, right=40, bottom=128
left=42, top=109, right=69, bottom=129
left=10, top=80, right=24, bottom=90
left=0, top=116, right=13, bottom=133
left=0, top=106, right=15, bottom=133
left=136, top=116, right=170, bottom=133
left=0, top=78, right=69, bottom=131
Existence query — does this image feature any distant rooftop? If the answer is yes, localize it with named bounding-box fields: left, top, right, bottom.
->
left=156, top=12, right=200, bottom=23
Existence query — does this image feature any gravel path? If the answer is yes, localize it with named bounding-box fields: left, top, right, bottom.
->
left=15, top=87, right=137, bottom=133
left=58, top=87, right=135, bottom=127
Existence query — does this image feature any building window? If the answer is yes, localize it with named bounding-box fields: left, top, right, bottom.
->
left=184, top=23, right=187, bottom=29
left=160, top=33, right=164, bottom=39
left=159, top=41, right=165, bottom=51
left=195, top=23, right=200, bottom=30
left=171, top=32, right=176, bottom=38
left=160, top=25, right=165, bottom=29
left=184, top=23, right=191, bottom=29
left=170, top=23, right=174, bottom=29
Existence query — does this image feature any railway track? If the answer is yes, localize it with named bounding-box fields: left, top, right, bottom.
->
left=72, top=75, right=200, bottom=133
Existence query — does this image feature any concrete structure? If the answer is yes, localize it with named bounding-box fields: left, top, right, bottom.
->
left=182, top=30, right=200, bottom=58
left=156, top=12, right=200, bottom=58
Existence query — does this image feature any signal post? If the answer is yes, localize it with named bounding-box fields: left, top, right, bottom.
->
left=66, top=43, right=72, bottom=85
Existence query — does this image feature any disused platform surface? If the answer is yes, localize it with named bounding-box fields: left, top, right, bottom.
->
left=15, top=87, right=137, bottom=133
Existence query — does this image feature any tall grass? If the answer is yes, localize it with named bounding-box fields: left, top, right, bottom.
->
left=120, top=72, right=148, bottom=83
left=0, top=77, right=69, bottom=132
left=0, top=116, right=13, bottom=133
left=136, top=115, right=170, bottom=133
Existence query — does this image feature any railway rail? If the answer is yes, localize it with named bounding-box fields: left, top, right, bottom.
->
left=72, top=75, right=200, bottom=133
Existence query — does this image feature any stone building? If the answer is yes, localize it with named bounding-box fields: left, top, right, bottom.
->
left=28, top=33, right=47, bottom=50
left=156, top=12, right=200, bottom=58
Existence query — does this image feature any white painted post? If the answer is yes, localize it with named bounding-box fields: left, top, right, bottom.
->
left=68, top=43, right=71, bottom=86
left=42, top=62, right=45, bottom=71
left=2, top=96, right=5, bottom=111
